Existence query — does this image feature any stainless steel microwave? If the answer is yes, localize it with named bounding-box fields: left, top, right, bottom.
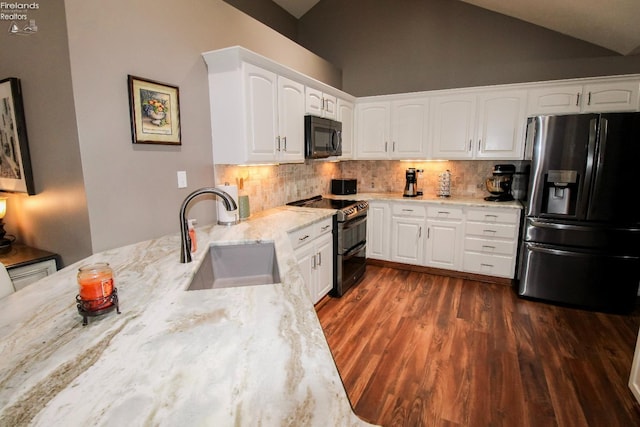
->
left=304, top=115, right=342, bottom=159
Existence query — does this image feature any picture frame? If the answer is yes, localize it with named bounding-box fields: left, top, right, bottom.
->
left=0, top=77, right=35, bottom=195
left=127, top=75, right=181, bottom=145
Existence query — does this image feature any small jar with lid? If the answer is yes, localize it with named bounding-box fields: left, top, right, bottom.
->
left=77, top=262, right=114, bottom=311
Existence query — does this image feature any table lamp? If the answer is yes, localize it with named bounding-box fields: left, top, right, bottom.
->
left=0, top=197, right=11, bottom=250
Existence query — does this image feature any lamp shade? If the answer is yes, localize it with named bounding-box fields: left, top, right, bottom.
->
left=0, top=198, right=6, bottom=219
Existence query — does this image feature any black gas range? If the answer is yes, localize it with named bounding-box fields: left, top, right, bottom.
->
left=287, top=195, right=368, bottom=297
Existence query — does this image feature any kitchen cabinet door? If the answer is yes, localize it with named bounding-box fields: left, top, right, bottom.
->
left=582, top=81, right=640, bottom=113
left=315, top=232, right=334, bottom=301
left=245, top=63, right=279, bottom=163
left=277, top=76, right=305, bottom=163
left=425, top=216, right=463, bottom=271
left=391, top=216, right=424, bottom=265
left=430, top=94, right=476, bottom=159
left=367, top=201, right=391, bottom=260
left=527, top=85, right=583, bottom=115
left=306, top=86, right=337, bottom=119
left=356, top=102, right=390, bottom=159
left=294, top=242, right=315, bottom=302
left=475, top=90, right=527, bottom=159
left=337, top=98, right=355, bottom=159
left=390, top=98, right=429, bottom=159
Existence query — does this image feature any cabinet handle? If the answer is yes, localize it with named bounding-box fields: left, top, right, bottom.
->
left=393, top=141, right=396, bottom=152
left=321, top=98, right=325, bottom=111
left=478, top=139, right=481, bottom=151
left=321, top=224, right=331, bottom=231
left=427, top=227, right=430, bottom=239
left=480, top=263, right=494, bottom=268
left=276, top=136, right=281, bottom=151
left=418, top=226, right=422, bottom=238
left=317, top=252, right=322, bottom=266
left=484, top=214, right=498, bottom=219
left=438, top=211, right=450, bottom=215
left=483, top=229, right=497, bottom=234
left=482, top=245, right=496, bottom=251
left=402, top=209, right=414, bottom=212
left=468, top=139, right=472, bottom=151
left=283, top=136, right=287, bottom=152
left=587, top=92, right=592, bottom=106
left=576, top=93, right=581, bottom=106
left=312, top=254, right=317, bottom=269
left=385, top=141, right=388, bottom=152
left=299, top=235, right=310, bottom=242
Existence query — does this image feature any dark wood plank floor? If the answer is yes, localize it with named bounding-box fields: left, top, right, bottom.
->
left=316, top=265, right=640, bottom=427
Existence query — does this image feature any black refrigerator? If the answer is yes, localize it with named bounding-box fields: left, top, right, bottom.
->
left=517, top=112, right=640, bottom=313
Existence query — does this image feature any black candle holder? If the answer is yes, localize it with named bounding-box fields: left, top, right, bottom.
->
left=76, top=288, right=121, bottom=326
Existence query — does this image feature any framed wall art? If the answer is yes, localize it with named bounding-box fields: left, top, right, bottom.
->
left=128, top=75, right=181, bottom=145
left=0, top=77, right=35, bottom=195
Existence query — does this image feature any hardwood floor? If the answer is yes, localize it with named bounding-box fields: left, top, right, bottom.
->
left=316, top=265, right=640, bottom=427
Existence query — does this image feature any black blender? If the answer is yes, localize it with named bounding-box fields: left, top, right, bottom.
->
left=484, top=164, right=515, bottom=201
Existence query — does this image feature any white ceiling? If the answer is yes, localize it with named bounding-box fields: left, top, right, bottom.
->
left=273, top=0, right=640, bottom=55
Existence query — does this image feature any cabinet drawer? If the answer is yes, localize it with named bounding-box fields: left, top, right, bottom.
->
left=289, top=224, right=316, bottom=250
left=426, top=205, right=464, bottom=219
left=392, top=203, right=426, bottom=217
left=465, top=221, right=518, bottom=239
left=314, top=217, right=334, bottom=236
left=466, top=208, right=519, bottom=224
left=463, top=252, right=514, bottom=278
left=464, top=236, right=516, bottom=256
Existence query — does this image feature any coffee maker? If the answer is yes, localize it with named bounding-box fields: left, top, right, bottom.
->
left=484, top=164, right=515, bottom=201
left=403, top=168, right=418, bottom=197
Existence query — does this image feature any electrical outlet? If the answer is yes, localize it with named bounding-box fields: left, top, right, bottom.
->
left=177, top=171, right=188, bottom=188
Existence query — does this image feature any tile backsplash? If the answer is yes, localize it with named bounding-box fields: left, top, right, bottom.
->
left=215, top=160, right=524, bottom=214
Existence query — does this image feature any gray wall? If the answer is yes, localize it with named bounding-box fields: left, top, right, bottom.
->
left=1, top=0, right=340, bottom=265
left=0, top=0, right=92, bottom=266
left=298, top=0, right=640, bottom=96
left=223, top=0, right=298, bottom=41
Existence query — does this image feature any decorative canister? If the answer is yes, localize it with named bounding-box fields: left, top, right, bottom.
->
left=438, top=169, right=452, bottom=197
left=77, top=262, right=114, bottom=311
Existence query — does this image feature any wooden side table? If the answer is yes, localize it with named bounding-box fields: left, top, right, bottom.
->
left=0, top=244, right=60, bottom=291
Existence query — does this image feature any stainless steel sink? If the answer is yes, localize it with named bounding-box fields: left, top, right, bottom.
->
left=187, top=242, right=281, bottom=290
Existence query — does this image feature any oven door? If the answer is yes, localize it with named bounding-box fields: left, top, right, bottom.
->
left=340, top=215, right=367, bottom=255
left=333, top=213, right=367, bottom=297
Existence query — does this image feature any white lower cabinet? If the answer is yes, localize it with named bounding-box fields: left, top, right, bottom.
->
left=425, top=206, right=464, bottom=271
left=391, top=204, right=426, bottom=265
left=462, top=207, right=521, bottom=278
left=290, top=217, right=334, bottom=304
left=367, top=199, right=522, bottom=280
left=367, top=201, right=391, bottom=260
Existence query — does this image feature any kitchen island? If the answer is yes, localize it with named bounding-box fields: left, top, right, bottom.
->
left=0, top=206, right=377, bottom=426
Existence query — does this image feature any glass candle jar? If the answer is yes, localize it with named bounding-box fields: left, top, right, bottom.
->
left=77, top=262, right=114, bottom=311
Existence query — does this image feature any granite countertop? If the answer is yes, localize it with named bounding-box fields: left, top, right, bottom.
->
left=0, top=206, right=377, bottom=427
left=329, top=192, right=524, bottom=209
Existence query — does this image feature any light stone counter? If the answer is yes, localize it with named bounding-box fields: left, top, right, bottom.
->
left=329, top=192, right=523, bottom=210
left=0, top=206, right=377, bottom=426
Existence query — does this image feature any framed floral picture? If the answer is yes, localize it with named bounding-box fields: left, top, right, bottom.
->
left=127, top=75, right=181, bottom=145
left=0, top=77, right=35, bottom=195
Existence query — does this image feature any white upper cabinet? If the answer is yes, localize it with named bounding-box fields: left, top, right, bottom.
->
left=337, top=98, right=355, bottom=159
left=277, top=76, right=306, bottom=162
left=306, top=86, right=337, bottom=120
left=203, top=46, right=355, bottom=165
left=527, top=79, right=640, bottom=115
left=356, top=97, right=429, bottom=159
left=431, top=89, right=527, bottom=160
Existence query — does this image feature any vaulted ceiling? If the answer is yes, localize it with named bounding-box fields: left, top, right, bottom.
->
left=273, top=0, right=640, bottom=55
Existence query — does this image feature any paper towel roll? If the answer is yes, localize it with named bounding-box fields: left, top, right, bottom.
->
left=238, top=195, right=250, bottom=220
left=216, top=183, right=239, bottom=225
